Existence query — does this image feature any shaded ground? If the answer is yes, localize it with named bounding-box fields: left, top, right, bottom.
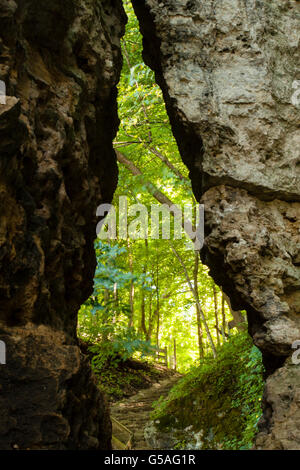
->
left=111, top=375, right=181, bottom=449
left=98, top=357, right=179, bottom=403
left=80, top=339, right=179, bottom=402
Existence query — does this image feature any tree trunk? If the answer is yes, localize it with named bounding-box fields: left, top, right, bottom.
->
left=140, top=239, right=148, bottom=337
left=171, top=246, right=217, bottom=358
left=116, top=151, right=197, bottom=245
left=146, top=289, right=153, bottom=342
left=173, top=338, right=177, bottom=371
left=221, top=290, right=227, bottom=341
left=212, top=285, right=220, bottom=346
left=155, top=245, right=160, bottom=347
left=127, top=238, right=135, bottom=328
left=193, top=252, right=204, bottom=360
left=140, top=291, right=146, bottom=336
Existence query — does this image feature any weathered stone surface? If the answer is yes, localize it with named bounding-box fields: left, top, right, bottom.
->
left=132, top=0, right=300, bottom=449
left=0, top=0, right=126, bottom=449
left=202, top=186, right=300, bottom=361
left=256, top=360, right=300, bottom=450
left=133, top=0, right=300, bottom=201
left=0, top=324, right=112, bottom=450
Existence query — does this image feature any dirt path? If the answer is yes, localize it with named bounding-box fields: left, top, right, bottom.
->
left=111, top=375, right=180, bottom=450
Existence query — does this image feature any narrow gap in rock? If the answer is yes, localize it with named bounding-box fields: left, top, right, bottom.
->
left=77, top=2, right=264, bottom=451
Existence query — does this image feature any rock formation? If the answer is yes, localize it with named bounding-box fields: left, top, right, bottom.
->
left=1, top=0, right=299, bottom=451
left=132, top=0, right=300, bottom=449
left=0, top=0, right=126, bottom=449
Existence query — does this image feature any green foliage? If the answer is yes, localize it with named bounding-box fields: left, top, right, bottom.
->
left=113, top=1, right=236, bottom=370
left=150, top=333, right=264, bottom=450
left=89, top=333, right=155, bottom=370
left=229, top=344, right=265, bottom=449
left=78, top=240, right=154, bottom=364
left=117, top=1, right=191, bottom=200
left=84, top=341, right=170, bottom=402
left=78, top=1, right=242, bottom=373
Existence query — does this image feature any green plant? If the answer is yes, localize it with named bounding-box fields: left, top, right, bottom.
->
left=78, top=240, right=154, bottom=364
left=150, top=332, right=264, bottom=450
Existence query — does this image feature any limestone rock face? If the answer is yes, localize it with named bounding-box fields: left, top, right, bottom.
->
left=0, top=0, right=126, bottom=449
left=0, top=324, right=112, bottom=449
left=256, top=359, right=300, bottom=450
left=132, top=0, right=300, bottom=449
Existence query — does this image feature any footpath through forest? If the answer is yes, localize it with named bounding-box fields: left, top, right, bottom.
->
left=111, top=375, right=180, bottom=450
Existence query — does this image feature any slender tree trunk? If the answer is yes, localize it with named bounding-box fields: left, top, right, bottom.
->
left=112, top=282, right=118, bottom=325
left=221, top=290, right=227, bottom=341
left=155, top=306, right=160, bottom=347
left=140, top=239, right=148, bottom=338
left=212, top=285, right=220, bottom=346
left=127, top=238, right=135, bottom=328
left=173, top=338, right=177, bottom=371
left=140, top=291, right=146, bottom=336
left=155, top=246, right=160, bottom=347
left=116, top=151, right=197, bottom=245
left=193, top=252, right=204, bottom=360
left=129, top=283, right=135, bottom=327
left=171, top=245, right=217, bottom=358
left=103, top=288, right=110, bottom=341
left=146, top=289, right=153, bottom=342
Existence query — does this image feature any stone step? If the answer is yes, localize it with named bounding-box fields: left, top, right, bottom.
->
left=111, top=375, right=181, bottom=450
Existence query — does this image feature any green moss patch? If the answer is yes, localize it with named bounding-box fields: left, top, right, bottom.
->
left=150, top=333, right=264, bottom=450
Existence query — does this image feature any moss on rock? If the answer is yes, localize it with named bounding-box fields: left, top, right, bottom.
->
left=148, top=333, right=264, bottom=450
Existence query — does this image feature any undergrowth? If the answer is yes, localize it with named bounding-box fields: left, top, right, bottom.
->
left=150, top=332, right=264, bottom=450
left=80, top=340, right=175, bottom=402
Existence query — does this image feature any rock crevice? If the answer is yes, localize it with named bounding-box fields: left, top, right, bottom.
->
left=1, top=0, right=299, bottom=451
